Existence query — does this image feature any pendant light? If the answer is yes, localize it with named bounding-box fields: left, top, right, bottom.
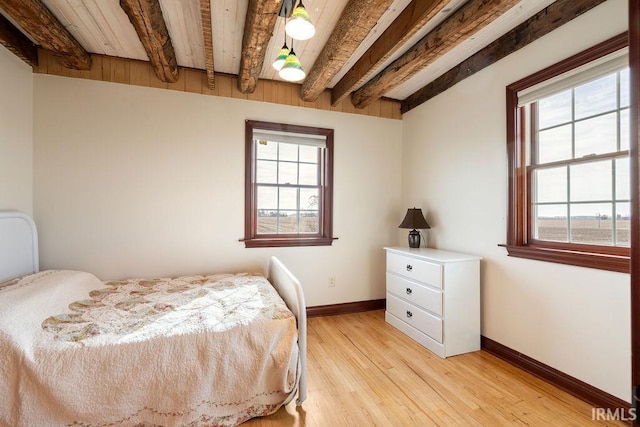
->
left=279, top=39, right=305, bottom=82
left=286, top=0, right=315, bottom=41
left=272, top=40, right=290, bottom=71
left=272, top=5, right=290, bottom=71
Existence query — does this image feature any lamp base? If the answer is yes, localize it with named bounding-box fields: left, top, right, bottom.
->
left=408, top=229, right=420, bottom=248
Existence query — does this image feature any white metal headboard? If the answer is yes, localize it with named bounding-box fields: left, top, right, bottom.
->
left=0, top=211, right=39, bottom=281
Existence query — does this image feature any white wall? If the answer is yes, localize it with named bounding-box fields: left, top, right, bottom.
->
left=0, top=45, right=33, bottom=215
left=33, top=75, right=402, bottom=307
left=401, top=0, right=630, bottom=401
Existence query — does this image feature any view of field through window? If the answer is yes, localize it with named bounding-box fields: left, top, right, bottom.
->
left=532, top=67, right=630, bottom=246
left=255, top=139, right=321, bottom=235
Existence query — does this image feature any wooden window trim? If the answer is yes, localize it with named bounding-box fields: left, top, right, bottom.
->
left=242, top=120, right=335, bottom=248
left=504, top=32, right=630, bottom=273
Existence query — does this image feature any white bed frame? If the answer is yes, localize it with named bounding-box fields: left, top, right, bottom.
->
left=0, top=211, right=307, bottom=406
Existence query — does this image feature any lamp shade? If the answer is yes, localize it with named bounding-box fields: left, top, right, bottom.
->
left=285, top=2, right=315, bottom=40
left=279, top=49, right=305, bottom=82
left=398, top=208, right=431, bottom=229
left=272, top=43, right=290, bottom=70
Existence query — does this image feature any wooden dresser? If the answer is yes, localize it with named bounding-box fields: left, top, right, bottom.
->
left=384, top=247, right=481, bottom=358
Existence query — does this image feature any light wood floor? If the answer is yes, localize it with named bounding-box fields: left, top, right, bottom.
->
left=246, top=310, right=625, bottom=426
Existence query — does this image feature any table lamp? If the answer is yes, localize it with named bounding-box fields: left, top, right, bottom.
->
left=398, top=208, right=431, bottom=248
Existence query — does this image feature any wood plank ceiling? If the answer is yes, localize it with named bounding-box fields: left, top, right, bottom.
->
left=0, top=0, right=608, bottom=113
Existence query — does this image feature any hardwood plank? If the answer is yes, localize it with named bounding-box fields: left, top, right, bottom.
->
left=110, top=57, right=130, bottom=84
left=0, top=0, right=90, bottom=69
left=277, top=83, right=292, bottom=106
left=101, top=56, right=112, bottom=82
left=331, top=0, right=449, bottom=106
left=0, top=13, right=37, bottom=67
left=120, top=0, right=179, bottom=83
left=199, top=0, right=215, bottom=89
left=315, top=90, right=331, bottom=111
left=262, top=80, right=277, bottom=103
left=351, top=0, right=521, bottom=109
left=217, top=73, right=232, bottom=97
left=168, top=70, right=186, bottom=92
left=247, top=79, right=265, bottom=102
left=300, top=0, right=395, bottom=103
left=401, top=0, right=608, bottom=113
left=35, top=48, right=48, bottom=74
left=237, top=0, right=281, bottom=93
left=185, top=68, right=203, bottom=94
left=231, top=75, right=248, bottom=99
left=129, top=60, right=150, bottom=87
left=89, top=55, right=103, bottom=81
left=31, top=50, right=402, bottom=120
left=244, top=310, right=626, bottom=426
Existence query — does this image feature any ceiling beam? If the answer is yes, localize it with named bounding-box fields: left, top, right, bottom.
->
left=351, top=0, right=521, bottom=109
left=0, top=0, right=90, bottom=69
left=200, top=0, right=215, bottom=89
left=238, top=0, right=282, bottom=94
left=401, top=0, right=607, bottom=114
left=120, top=0, right=178, bottom=83
left=330, top=0, right=449, bottom=106
left=0, top=13, right=37, bottom=67
left=300, top=0, right=395, bottom=103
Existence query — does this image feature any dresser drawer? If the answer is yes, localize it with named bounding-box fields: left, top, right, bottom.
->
left=386, top=273, right=442, bottom=316
left=386, top=293, right=442, bottom=343
left=387, top=252, right=442, bottom=288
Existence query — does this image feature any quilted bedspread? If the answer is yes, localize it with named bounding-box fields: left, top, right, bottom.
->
left=0, top=270, right=299, bottom=426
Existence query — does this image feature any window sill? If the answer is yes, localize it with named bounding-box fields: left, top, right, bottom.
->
left=501, top=244, right=630, bottom=273
left=242, top=236, right=337, bottom=248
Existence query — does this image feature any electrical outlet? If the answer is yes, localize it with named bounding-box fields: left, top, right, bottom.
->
left=328, top=276, right=336, bottom=287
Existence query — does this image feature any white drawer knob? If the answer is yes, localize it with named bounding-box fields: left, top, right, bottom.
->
left=406, top=264, right=413, bottom=272
left=406, top=287, right=412, bottom=295
left=406, top=310, right=413, bottom=318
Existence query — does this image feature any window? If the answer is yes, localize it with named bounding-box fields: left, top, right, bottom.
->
left=504, top=33, right=630, bottom=273
left=243, top=120, right=335, bottom=248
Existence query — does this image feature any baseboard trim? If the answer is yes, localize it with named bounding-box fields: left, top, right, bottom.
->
left=481, top=336, right=630, bottom=411
left=307, top=299, right=385, bottom=318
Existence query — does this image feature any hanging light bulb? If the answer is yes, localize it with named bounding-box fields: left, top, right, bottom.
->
left=272, top=41, right=290, bottom=71
left=279, top=44, right=305, bottom=82
left=285, top=0, right=315, bottom=41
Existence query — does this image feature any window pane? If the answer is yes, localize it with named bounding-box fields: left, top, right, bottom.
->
left=257, top=211, right=278, bottom=234
left=299, top=145, right=318, bottom=163
left=616, top=157, right=630, bottom=201
left=279, top=187, right=297, bottom=210
left=299, top=163, right=318, bottom=185
left=256, top=160, right=277, bottom=184
left=575, top=74, right=617, bottom=120
left=534, top=167, right=567, bottom=203
left=620, top=108, right=630, bottom=151
left=616, top=202, right=630, bottom=246
left=278, top=211, right=298, bottom=233
left=620, top=68, right=630, bottom=108
left=570, top=203, right=613, bottom=245
left=256, top=140, right=277, bottom=160
left=574, top=113, right=617, bottom=157
left=300, top=212, right=319, bottom=234
left=534, top=204, right=567, bottom=242
left=300, top=188, right=319, bottom=210
left=278, top=162, right=298, bottom=185
left=279, top=143, right=298, bottom=161
left=257, top=186, right=277, bottom=209
left=538, top=90, right=572, bottom=129
left=570, top=160, right=612, bottom=202
left=538, top=124, right=572, bottom=163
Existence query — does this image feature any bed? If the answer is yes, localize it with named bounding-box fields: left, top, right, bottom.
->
left=0, top=211, right=307, bottom=426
